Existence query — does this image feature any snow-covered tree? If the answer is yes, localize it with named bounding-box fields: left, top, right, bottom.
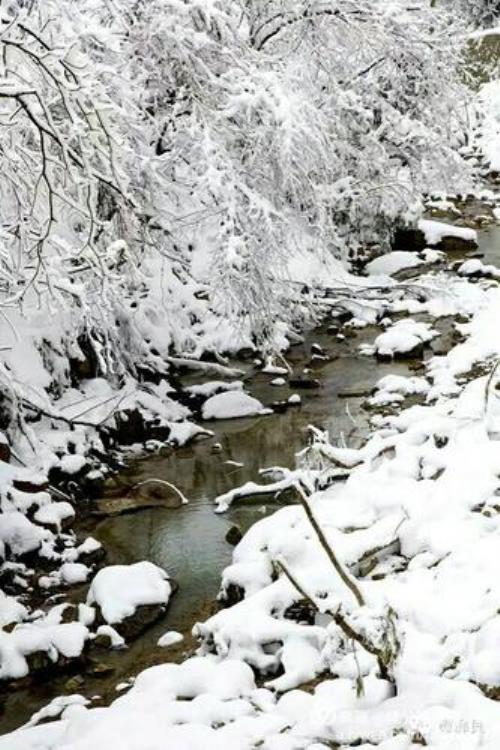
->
left=0, top=0, right=478, bottom=373
left=448, top=0, right=500, bottom=28
left=70, top=0, right=474, bottom=347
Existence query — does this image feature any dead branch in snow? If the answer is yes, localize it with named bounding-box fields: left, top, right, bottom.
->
left=276, top=558, right=399, bottom=682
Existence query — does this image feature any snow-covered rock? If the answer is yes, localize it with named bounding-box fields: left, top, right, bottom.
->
left=186, top=380, right=244, bottom=397
left=458, top=258, right=500, bottom=279
left=366, top=251, right=423, bottom=277
left=33, top=501, right=75, bottom=532
left=86, top=561, right=172, bottom=626
left=0, top=620, right=88, bottom=680
left=419, top=219, right=478, bottom=249
left=157, top=631, right=183, bottom=648
left=202, top=391, right=271, bottom=420
left=363, top=319, right=437, bottom=359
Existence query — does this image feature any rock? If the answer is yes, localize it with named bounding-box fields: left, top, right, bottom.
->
left=0, top=437, right=10, bottom=463
left=225, top=525, right=243, bottom=546
left=437, top=235, right=478, bottom=253
left=26, top=650, right=52, bottom=674
left=94, top=480, right=183, bottom=517
left=64, top=674, right=85, bottom=692
left=60, top=604, right=78, bottom=624
left=270, top=400, right=289, bottom=413
left=220, top=583, right=245, bottom=607
left=289, top=377, right=321, bottom=390
left=393, top=227, right=427, bottom=253
left=13, top=479, right=49, bottom=494
left=93, top=632, right=113, bottom=649
left=236, top=347, right=255, bottom=360
left=86, top=660, right=115, bottom=678
left=283, top=599, right=316, bottom=626
left=114, top=603, right=169, bottom=640
left=376, top=342, right=424, bottom=362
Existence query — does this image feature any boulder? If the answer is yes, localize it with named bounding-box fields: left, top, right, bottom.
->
left=225, top=525, right=243, bottom=546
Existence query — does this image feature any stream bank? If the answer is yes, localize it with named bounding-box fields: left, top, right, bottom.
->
left=1, top=205, right=500, bottom=734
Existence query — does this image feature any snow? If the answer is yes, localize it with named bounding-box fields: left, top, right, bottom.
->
left=59, top=454, right=87, bottom=475
left=457, top=259, right=500, bottom=278
left=95, top=625, right=126, bottom=649
left=366, top=252, right=423, bottom=277
left=157, top=631, right=184, bottom=648
left=369, top=374, right=430, bottom=407
left=0, top=620, right=89, bottom=680
left=418, top=219, right=478, bottom=246
left=86, top=562, right=172, bottom=625
left=59, top=562, right=90, bottom=585
left=0, top=511, right=51, bottom=559
left=186, top=381, right=244, bottom=397
left=202, top=391, right=271, bottom=420
left=363, top=319, right=437, bottom=358
left=33, top=501, right=75, bottom=531
left=270, top=377, right=286, bottom=386
left=0, top=590, right=28, bottom=628
left=477, top=80, right=500, bottom=172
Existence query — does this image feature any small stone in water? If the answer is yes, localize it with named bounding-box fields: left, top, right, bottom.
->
left=270, top=377, right=286, bottom=386
left=288, top=394, right=301, bottom=405
left=225, top=525, right=243, bottom=546
left=157, top=631, right=184, bottom=648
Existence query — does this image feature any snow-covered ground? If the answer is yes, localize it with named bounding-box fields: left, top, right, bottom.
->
left=2, top=68, right=500, bottom=750
left=4, top=218, right=500, bottom=746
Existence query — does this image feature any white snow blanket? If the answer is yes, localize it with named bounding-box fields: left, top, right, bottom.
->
left=202, top=391, right=271, bottom=420
left=418, top=219, right=478, bottom=247
left=86, top=562, right=172, bottom=624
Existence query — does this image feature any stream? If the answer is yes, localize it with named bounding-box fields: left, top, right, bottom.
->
left=2, top=221, right=500, bottom=733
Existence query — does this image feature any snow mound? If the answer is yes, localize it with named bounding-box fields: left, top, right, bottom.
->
left=366, top=251, right=423, bottom=277
left=157, top=631, right=183, bottom=648
left=0, top=511, right=51, bottom=559
left=202, top=391, right=271, bottom=420
left=458, top=258, right=500, bottom=279
left=186, top=380, right=244, bottom=397
left=33, top=501, right=74, bottom=531
left=418, top=219, right=478, bottom=247
left=369, top=374, right=430, bottom=407
left=86, top=562, right=171, bottom=624
left=365, top=319, right=437, bottom=358
left=0, top=619, right=88, bottom=680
